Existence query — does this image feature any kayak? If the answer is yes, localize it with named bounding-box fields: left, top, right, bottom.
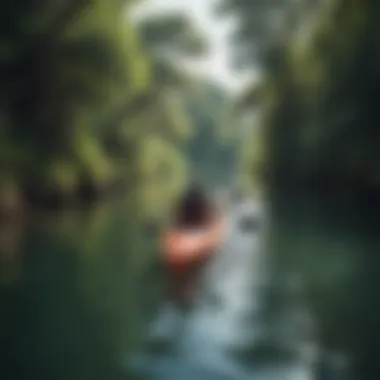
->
left=160, top=216, right=226, bottom=302
left=162, top=216, right=225, bottom=263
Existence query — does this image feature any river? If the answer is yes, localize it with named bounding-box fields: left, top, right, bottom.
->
left=0, top=195, right=348, bottom=380
left=127, top=198, right=327, bottom=379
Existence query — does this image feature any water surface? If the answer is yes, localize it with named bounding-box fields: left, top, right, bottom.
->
left=0, top=196, right=345, bottom=380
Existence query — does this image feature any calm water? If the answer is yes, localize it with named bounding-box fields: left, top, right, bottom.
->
left=128, top=199, right=317, bottom=380
left=0, top=198, right=162, bottom=380
left=269, top=190, right=380, bottom=379
left=0, top=194, right=350, bottom=380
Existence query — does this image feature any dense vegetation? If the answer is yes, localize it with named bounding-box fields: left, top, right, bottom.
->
left=0, top=0, right=234, bottom=219
left=0, top=1, right=141, bottom=207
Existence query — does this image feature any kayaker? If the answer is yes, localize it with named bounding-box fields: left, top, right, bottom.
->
left=161, top=183, right=225, bottom=305
left=176, top=183, right=213, bottom=227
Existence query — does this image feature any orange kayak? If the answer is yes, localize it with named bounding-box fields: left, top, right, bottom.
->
left=160, top=216, right=226, bottom=302
left=161, top=217, right=226, bottom=267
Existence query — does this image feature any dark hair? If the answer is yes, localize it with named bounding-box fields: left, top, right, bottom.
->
left=176, top=184, right=212, bottom=227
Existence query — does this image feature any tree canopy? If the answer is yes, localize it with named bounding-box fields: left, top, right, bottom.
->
left=0, top=0, right=213, bottom=215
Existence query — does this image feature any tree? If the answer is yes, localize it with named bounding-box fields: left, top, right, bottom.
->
left=0, top=0, right=212, bottom=211
left=0, top=0, right=152, bottom=205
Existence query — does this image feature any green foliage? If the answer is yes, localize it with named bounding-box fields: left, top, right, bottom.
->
left=137, top=12, right=207, bottom=58
left=0, top=1, right=147, bottom=199
left=0, top=0, right=210, bottom=209
left=237, top=122, right=265, bottom=195
left=217, top=0, right=380, bottom=190
left=262, top=0, right=380, bottom=187
left=135, top=133, right=188, bottom=221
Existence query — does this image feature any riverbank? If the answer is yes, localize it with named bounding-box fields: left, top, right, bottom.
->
left=0, top=171, right=133, bottom=222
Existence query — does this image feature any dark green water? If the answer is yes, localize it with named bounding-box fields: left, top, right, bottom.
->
left=0, top=198, right=160, bottom=380
left=1, top=189, right=372, bottom=380
left=269, top=189, right=380, bottom=379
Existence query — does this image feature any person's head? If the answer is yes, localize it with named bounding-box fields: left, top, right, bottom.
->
left=176, top=181, right=211, bottom=227
left=182, top=183, right=208, bottom=211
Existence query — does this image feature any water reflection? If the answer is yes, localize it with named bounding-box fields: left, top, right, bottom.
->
left=270, top=190, right=380, bottom=379
left=0, top=195, right=353, bottom=380
left=0, top=218, right=24, bottom=286
left=129, top=200, right=316, bottom=380
left=0, top=199, right=159, bottom=380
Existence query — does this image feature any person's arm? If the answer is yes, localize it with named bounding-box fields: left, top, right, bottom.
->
left=176, top=215, right=226, bottom=259
left=162, top=230, right=204, bottom=262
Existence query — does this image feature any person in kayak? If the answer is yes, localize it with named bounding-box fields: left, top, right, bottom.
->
left=176, top=183, right=213, bottom=227
left=161, top=182, right=226, bottom=305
